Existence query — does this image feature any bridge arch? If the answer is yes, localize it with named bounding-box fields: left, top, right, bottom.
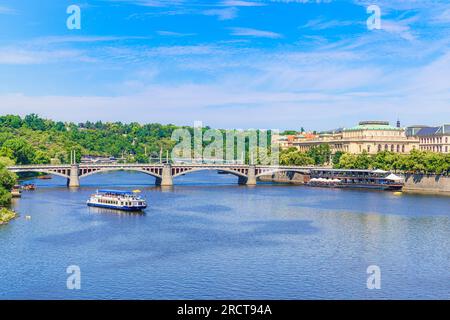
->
left=9, top=169, right=70, bottom=179
left=79, top=168, right=162, bottom=179
left=172, top=167, right=248, bottom=179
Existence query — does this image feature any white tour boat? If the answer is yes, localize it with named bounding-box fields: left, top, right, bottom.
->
left=87, top=189, right=147, bottom=211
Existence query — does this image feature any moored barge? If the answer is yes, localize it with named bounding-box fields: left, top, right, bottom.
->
left=307, top=169, right=404, bottom=191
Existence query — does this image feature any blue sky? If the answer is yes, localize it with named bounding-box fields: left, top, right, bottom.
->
left=0, top=0, right=449, bottom=130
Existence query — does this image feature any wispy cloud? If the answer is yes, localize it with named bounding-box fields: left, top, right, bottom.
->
left=156, top=31, right=196, bottom=37
left=0, top=47, right=95, bottom=65
left=203, top=7, right=238, bottom=20
left=230, top=27, right=282, bottom=38
left=381, top=16, right=418, bottom=41
left=111, top=0, right=186, bottom=7
left=144, top=45, right=220, bottom=57
left=0, top=5, right=15, bottom=14
left=432, top=8, right=450, bottom=24
left=32, top=36, right=150, bottom=45
left=221, top=0, right=266, bottom=6
left=300, top=18, right=357, bottom=30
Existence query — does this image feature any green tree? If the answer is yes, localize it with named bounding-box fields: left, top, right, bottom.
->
left=332, top=151, right=344, bottom=166
left=34, top=150, right=51, bottom=164
left=335, top=153, right=358, bottom=169
left=307, top=144, right=331, bottom=165
left=0, top=157, right=17, bottom=206
left=0, top=138, right=35, bottom=164
left=354, top=151, right=373, bottom=169
left=280, top=149, right=314, bottom=166
left=24, top=114, right=47, bottom=131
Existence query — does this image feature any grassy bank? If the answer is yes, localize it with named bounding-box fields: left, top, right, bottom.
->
left=0, top=207, right=17, bottom=225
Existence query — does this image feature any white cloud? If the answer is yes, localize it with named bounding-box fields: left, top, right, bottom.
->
left=381, top=17, right=418, bottom=41
left=144, top=45, right=220, bottom=56
left=156, top=31, right=196, bottom=37
left=32, top=36, right=150, bottom=45
left=300, top=18, right=357, bottom=30
left=221, top=0, right=266, bottom=6
left=203, top=7, right=238, bottom=20
left=0, top=48, right=95, bottom=65
left=433, top=8, right=450, bottom=24
left=230, top=27, right=282, bottom=38
left=112, top=0, right=185, bottom=7
left=0, top=6, right=15, bottom=14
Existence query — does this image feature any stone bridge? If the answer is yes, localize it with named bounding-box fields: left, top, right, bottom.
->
left=7, top=163, right=312, bottom=187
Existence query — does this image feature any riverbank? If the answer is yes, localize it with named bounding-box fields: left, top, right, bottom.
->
left=259, top=172, right=450, bottom=196
left=403, top=174, right=450, bottom=195
left=259, top=172, right=308, bottom=184
left=0, top=208, right=17, bottom=225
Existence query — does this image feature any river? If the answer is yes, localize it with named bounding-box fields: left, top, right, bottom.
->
left=0, top=171, right=449, bottom=299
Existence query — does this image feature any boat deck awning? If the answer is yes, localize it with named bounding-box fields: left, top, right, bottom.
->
left=385, top=174, right=404, bottom=181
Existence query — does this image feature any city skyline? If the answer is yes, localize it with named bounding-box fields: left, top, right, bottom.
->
left=0, top=0, right=449, bottom=130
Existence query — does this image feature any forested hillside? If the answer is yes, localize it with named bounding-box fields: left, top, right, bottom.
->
left=0, top=114, right=179, bottom=165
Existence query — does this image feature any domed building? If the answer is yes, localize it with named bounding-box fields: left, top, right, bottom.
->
left=293, top=121, right=419, bottom=155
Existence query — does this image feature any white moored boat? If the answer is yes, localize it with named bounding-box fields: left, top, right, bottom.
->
left=87, top=190, right=147, bottom=211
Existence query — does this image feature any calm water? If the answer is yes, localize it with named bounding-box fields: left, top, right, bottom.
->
left=0, top=171, right=449, bottom=299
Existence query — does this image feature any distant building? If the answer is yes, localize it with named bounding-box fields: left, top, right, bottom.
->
left=272, top=132, right=319, bottom=149
left=410, top=124, right=450, bottom=153
left=292, top=121, right=419, bottom=155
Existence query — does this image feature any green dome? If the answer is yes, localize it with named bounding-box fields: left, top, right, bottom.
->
left=344, top=121, right=403, bottom=132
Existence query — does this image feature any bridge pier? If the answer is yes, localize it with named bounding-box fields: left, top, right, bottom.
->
left=156, top=164, right=173, bottom=186
left=67, top=164, right=80, bottom=188
left=239, top=165, right=257, bottom=186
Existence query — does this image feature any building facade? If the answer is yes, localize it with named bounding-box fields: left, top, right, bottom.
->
left=409, top=125, right=450, bottom=153
left=292, top=121, right=419, bottom=155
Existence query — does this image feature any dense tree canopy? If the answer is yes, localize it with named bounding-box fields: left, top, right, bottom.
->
left=0, top=114, right=276, bottom=165
left=335, top=150, right=450, bottom=174
left=0, top=157, right=17, bottom=206
left=0, top=114, right=180, bottom=165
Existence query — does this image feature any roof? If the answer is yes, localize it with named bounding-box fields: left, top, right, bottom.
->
left=416, top=127, right=440, bottom=136
left=344, top=124, right=402, bottom=132
left=436, top=125, right=450, bottom=135
left=98, top=189, right=134, bottom=195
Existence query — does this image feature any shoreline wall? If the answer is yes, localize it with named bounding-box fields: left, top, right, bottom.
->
left=403, top=174, right=450, bottom=195
left=258, top=172, right=308, bottom=184
left=259, top=171, right=450, bottom=196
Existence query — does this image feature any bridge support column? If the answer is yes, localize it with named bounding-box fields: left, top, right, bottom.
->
left=67, top=164, right=80, bottom=188
left=156, top=164, right=173, bottom=186
left=239, top=165, right=257, bottom=186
